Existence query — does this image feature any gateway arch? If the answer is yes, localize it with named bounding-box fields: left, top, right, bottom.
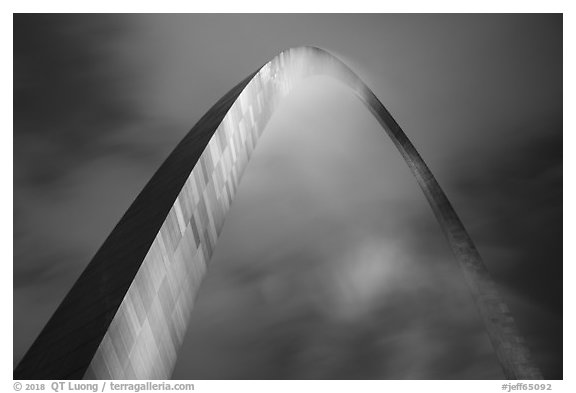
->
left=14, top=47, right=542, bottom=380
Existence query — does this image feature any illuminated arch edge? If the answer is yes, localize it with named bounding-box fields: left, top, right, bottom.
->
left=14, top=47, right=542, bottom=380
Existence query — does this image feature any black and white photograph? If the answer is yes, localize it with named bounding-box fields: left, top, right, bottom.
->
left=11, top=11, right=564, bottom=384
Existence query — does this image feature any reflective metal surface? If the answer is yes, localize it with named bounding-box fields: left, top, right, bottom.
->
left=14, top=47, right=541, bottom=380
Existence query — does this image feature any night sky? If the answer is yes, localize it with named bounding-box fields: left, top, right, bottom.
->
left=13, top=14, right=562, bottom=379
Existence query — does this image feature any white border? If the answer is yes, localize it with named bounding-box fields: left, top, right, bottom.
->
left=3, top=4, right=572, bottom=391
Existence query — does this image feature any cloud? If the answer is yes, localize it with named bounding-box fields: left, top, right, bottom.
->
left=446, top=126, right=563, bottom=379
left=13, top=14, right=180, bottom=366
left=13, top=14, right=561, bottom=379
left=13, top=14, right=170, bottom=189
left=172, top=77, right=506, bottom=379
